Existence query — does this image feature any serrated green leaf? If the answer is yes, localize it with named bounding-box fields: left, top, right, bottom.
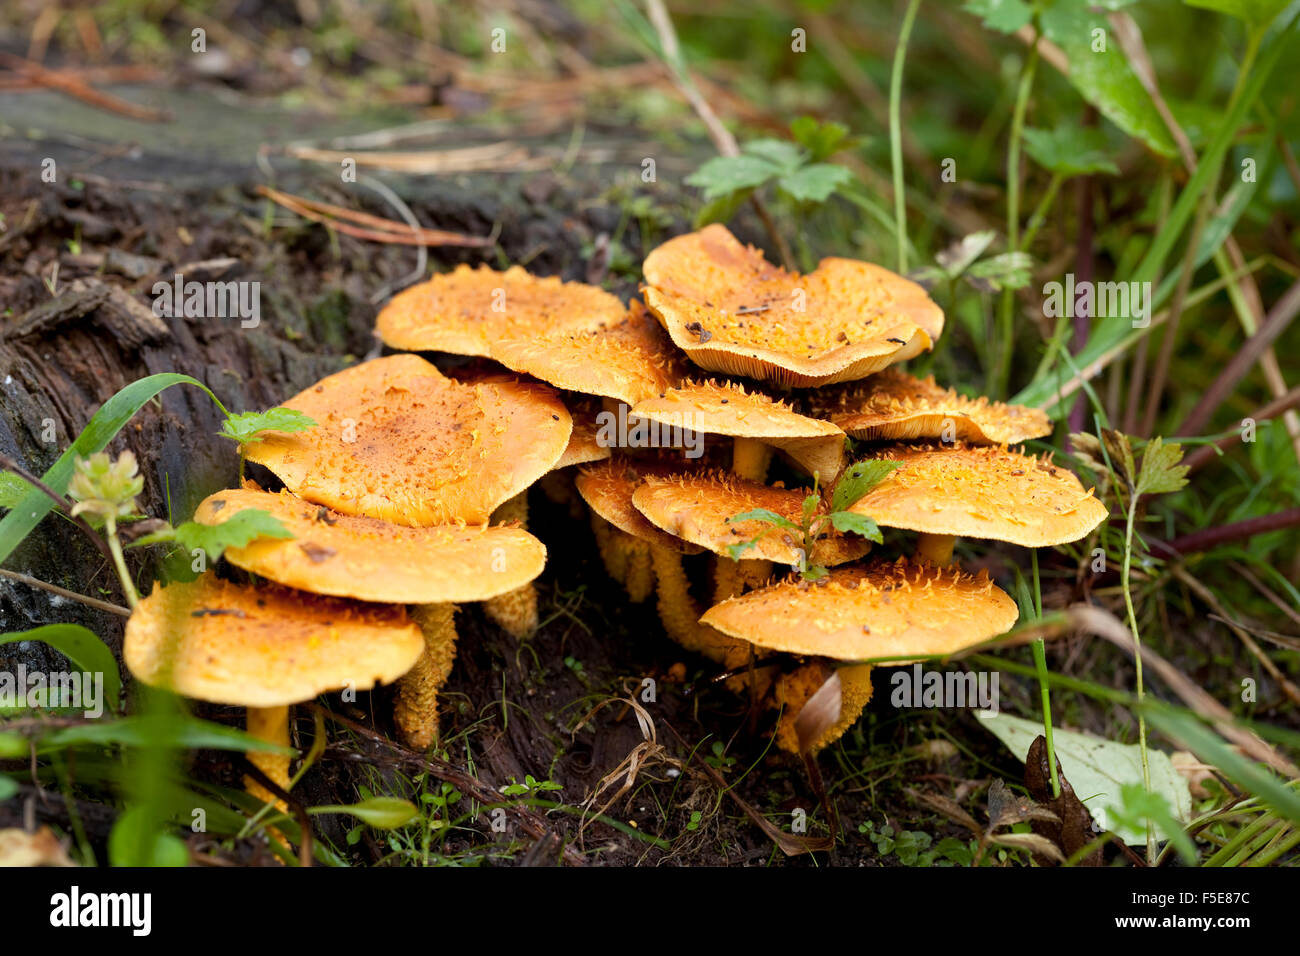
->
left=1039, top=3, right=1178, bottom=158
left=741, top=138, right=805, bottom=172
left=966, top=252, right=1035, bottom=291
left=1136, top=436, right=1189, bottom=496
left=694, top=188, right=752, bottom=228
left=777, top=163, right=854, bottom=203
left=832, top=460, right=903, bottom=513
left=727, top=508, right=800, bottom=531
left=0, top=624, right=121, bottom=713
left=963, top=0, right=1033, bottom=33
left=169, top=508, right=293, bottom=562
left=219, top=407, right=316, bottom=447
left=790, top=117, right=852, bottom=162
left=685, top=155, right=781, bottom=200
left=1022, top=124, right=1120, bottom=176
left=829, top=511, right=884, bottom=543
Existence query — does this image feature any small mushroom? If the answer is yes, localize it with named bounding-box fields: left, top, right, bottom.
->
left=123, top=575, right=424, bottom=816
left=641, top=224, right=943, bottom=387
left=701, top=558, right=1019, bottom=752
left=848, top=442, right=1110, bottom=565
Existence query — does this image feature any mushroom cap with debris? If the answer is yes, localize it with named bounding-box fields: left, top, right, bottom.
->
left=641, top=224, right=943, bottom=387
left=632, top=471, right=869, bottom=567
left=848, top=443, right=1109, bottom=546
left=124, top=575, right=424, bottom=708
left=552, top=398, right=612, bottom=469
left=574, top=459, right=703, bottom=554
left=809, top=370, right=1052, bottom=445
left=194, top=488, right=546, bottom=604
left=630, top=379, right=846, bottom=479
left=245, top=354, right=572, bottom=526
left=701, top=558, right=1018, bottom=660
left=492, top=300, right=686, bottom=406
left=375, top=264, right=625, bottom=358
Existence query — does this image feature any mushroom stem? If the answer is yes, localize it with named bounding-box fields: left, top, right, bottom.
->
left=714, top=557, right=745, bottom=603
left=916, top=533, right=956, bottom=566
left=482, top=493, right=538, bottom=638
left=648, top=544, right=749, bottom=668
left=394, top=603, right=459, bottom=751
left=625, top=544, right=654, bottom=603
left=731, top=437, right=772, bottom=482
left=774, top=663, right=874, bottom=754
left=245, top=705, right=290, bottom=810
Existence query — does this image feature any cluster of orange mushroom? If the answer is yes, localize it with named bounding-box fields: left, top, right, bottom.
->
left=121, top=223, right=1108, bottom=824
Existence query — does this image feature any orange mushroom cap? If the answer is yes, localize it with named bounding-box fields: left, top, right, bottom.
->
left=641, top=225, right=943, bottom=387
left=629, top=378, right=846, bottom=479
left=194, top=488, right=546, bottom=604
left=809, top=370, right=1052, bottom=445
left=123, top=575, right=424, bottom=708
left=632, top=471, right=869, bottom=567
left=492, top=301, right=686, bottom=406
left=245, top=354, right=572, bottom=526
left=701, top=558, right=1018, bottom=660
left=849, top=443, right=1109, bottom=546
left=375, top=264, right=624, bottom=358
left=574, top=459, right=703, bottom=554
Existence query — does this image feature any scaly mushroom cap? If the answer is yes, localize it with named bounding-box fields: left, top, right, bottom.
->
left=553, top=397, right=612, bottom=470
left=632, top=471, right=869, bottom=567
left=630, top=379, right=846, bottom=480
left=809, top=370, right=1052, bottom=445
left=641, top=225, right=943, bottom=387
left=701, top=558, right=1018, bottom=660
left=194, top=488, right=546, bottom=604
left=375, top=264, right=624, bottom=357
left=849, top=443, right=1109, bottom=546
left=574, top=460, right=702, bottom=554
left=492, top=301, right=686, bottom=406
left=124, top=575, right=424, bottom=708
left=245, top=354, right=572, bottom=526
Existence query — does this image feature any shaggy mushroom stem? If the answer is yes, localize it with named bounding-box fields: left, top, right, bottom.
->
left=245, top=705, right=290, bottom=809
left=916, top=532, right=956, bottom=566
left=731, top=437, right=772, bottom=482
left=625, top=544, right=654, bottom=603
left=482, top=493, right=538, bottom=638
left=649, top=545, right=748, bottom=667
left=774, top=663, right=874, bottom=754
left=394, top=603, right=459, bottom=751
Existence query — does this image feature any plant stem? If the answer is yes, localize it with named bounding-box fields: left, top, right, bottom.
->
left=1020, top=171, right=1062, bottom=252
left=889, top=0, right=922, bottom=273
left=1120, top=486, right=1154, bottom=862
left=104, top=517, right=139, bottom=610
left=1029, top=549, right=1058, bottom=798
left=995, top=37, right=1039, bottom=398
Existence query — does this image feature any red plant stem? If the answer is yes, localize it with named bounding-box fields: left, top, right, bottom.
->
left=1150, top=508, right=1300, bottom=559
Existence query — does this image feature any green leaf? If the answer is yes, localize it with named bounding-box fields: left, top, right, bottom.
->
left=1185, top=0, right=1289, bottom=28
left=0, top=373, right=225, bottom=569
left=685, top=155, right=781, bottom=200
left=1108, top=783, right=1198, bottom=864
left=162, top=509, right=294, bottom=563
left=0, top=774, right=16, bottom=800
left=963, top=0, right=1034, bottom=33
left=777, top=163, right=854, bottom=203
left=741, top=138, right=805, bottom=172
left=831, top=460, right=903, bottom=513
left=725, top=538, right=763, bottom=561
left=0, top=473, right=29, bottom=509
left=1038, top=3, right=1178, bottom=158
left=311, top=796, right=419, bottom=829
left=727, top=508, right=800, bottom=531
left=694, top=188, right=752, bottom=228
left=1136, top=436, right=1190, bottom=496
left=0, top=624, right=121, bottom=713
left=1022, top=124, right=1120, bottom=176
left=934, top=231, right=997, bottom=277
left=109, top=805, right=190, bottom=867
left=219, top=407, right=316, bottom=447
left=39, top=715, right=296, bottom=754
left=790, top=117, right=852, bottom=162
left=981, top=712, right=1192, bottom=844
left=966, top=252, right=1035, bottom=291
left=0, top=732, right=28, bottom=758
left=829, top=511, right=885, bottom=543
